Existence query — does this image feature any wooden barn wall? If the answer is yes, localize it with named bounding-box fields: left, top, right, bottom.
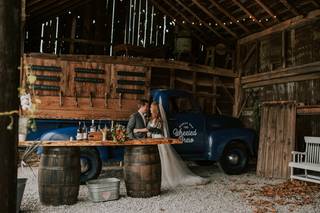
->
left=239, top=18, right=320, bottom=128
left=241, top=19, right=320, bottom=76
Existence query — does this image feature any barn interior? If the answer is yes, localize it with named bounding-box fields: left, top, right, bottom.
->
left=1, top=0, right=320, bottom=212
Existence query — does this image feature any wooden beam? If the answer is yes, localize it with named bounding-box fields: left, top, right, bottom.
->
left=279, top=0, right=300, bottom=16
left=69, top=17, right=76, bottom=54
left=208, top=0, right=250, bottom=34
left=27, top=53, right=237, bottom=77
left=0, top=0, right=20, bottom=212
left=297, top=105, right=320, bottom=115
left=160, top=0, right=210, bottom=41
left=238, top=9, right=320, bottom=45
left=242, top=45, right=256, bottom=67
left=254, top=0, right=279, bottom=21
left=150, top=0, right=208, bottom=44
left=231, top=0, right=265, bottom=28
left=29, top=0, right=91, bottom=23
left=192, top=0, right=238, bottom=39
left=241, top=62, right=320, bottom=88
left=242, top=61, right=320, bottom=84
left=172, top=0, right=226, bottom=41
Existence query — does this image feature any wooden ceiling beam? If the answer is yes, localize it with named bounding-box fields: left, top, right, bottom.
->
left=238, top=9, right=320, bottom=45
left=192, top=0, right=238, bottom=39
left=279, top=0, right=300, bottom=16
left=29, top=0, right=67, bottom=14
left=208, top=0, right=251, bottom=34
left=311, top=1, right=320, bottom=8
left=29, top=0, right=89, bottom=23
left=254, top=0, right=280, bottom=22
left=150, top=0, right=208, bottom=44
left=231, top=0, right=266, bottom=29
left=160, top=0, right=210, bottom=41
left=28, top=0, right=45, bottom=8
left=172, top=0, right=226, bottom=41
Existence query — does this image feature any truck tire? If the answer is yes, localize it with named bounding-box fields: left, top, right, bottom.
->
left=80, top=147, right=102, bottom=184
left=195, top=161, right=214, bottom=166
left=219, top=142, right=248, bottom=175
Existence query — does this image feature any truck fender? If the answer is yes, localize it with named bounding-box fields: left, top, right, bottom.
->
left=208, top=128, right=257, bottom=161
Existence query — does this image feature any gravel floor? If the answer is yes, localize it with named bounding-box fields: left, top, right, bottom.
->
left=18, top=164, right=320, bottom=213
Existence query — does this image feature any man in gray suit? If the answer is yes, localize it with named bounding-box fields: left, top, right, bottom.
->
left=127, top=99, right=149, bottom=139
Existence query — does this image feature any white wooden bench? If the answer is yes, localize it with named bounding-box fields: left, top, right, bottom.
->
left=289, top=136, right=320, bottom=184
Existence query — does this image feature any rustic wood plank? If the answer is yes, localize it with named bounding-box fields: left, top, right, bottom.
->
left=279, top=0, right=300, bottom=16
left=19, top=138, right=182, bottom=147
left=254, top=0, right=279, bottom=22
left=242, top=59, right=320, bottom=85
left=231, top=0, right=265, bottom=29
left=257, top=106, right=267, bottom=176
left=172, top=0, right=225, bottom=41
left=243, top=72, right=320, bottom=88
left=276, top=105, right=285, bottom=178
left=238, top=9, right=320, bottom=45
left=208, top=0, right=250, bottom=34
left=25, top=53, right=236, bottom=77
left=192, top=0, right=238, bottom=39
left=297, top=105, right=320, bottom=115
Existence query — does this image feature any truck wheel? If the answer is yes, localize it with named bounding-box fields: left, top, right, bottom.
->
left=219, top=143, right=248, bottom=175
left=80, top=147, right=102, bottom=184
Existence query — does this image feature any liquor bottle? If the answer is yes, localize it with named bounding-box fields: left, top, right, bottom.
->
left=97, top=120, right=101, bottom=131
left=76, top=122, right=83, bottom=140
left=83, top=122, right=88, bottom=140
left=90, top=120, right=96, bottom=132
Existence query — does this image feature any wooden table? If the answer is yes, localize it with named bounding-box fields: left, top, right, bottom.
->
left=19, top=138, right=182, bottom=147
left=21, top=138, right=182, bottom=202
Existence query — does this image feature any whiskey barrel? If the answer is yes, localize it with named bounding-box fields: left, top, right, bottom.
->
left=124, top=145, right=161, bottom=197
left=38, top=147, right=80, bottom=205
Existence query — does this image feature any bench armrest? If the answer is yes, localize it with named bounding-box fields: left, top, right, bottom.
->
left=291, top=151, right=305, bottom=163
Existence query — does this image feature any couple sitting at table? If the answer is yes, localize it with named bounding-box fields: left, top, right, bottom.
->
left=127, top=99, right=209, bottom=188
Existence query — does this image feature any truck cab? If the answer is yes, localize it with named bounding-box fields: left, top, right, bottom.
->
left=152, top=89, right=257, bottom=174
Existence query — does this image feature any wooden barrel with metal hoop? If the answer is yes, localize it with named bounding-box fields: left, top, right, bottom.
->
left=38, top=147, right=80, bottom=205
left=124, top=145, right=161, bottom=197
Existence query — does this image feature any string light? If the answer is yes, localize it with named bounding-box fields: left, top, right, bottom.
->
left=192, top=22, right=195, bottom=25
left=208, top=22, right=212, bottom=26
left=199, top=23, right=202, bottom=26
left=182, top=20, right=185, bottom=24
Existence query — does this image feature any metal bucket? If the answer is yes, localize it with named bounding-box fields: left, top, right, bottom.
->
left=17, top=178, right=27, bottom=213
left=86, top=178, right=120, bottom=202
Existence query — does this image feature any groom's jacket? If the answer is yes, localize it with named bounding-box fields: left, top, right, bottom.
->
left=126, top=112, right=147, bottom=139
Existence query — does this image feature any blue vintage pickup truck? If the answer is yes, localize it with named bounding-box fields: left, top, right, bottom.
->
left=29, top=89, right=257, bottom=183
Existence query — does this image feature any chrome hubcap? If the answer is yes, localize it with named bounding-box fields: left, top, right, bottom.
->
left=228, top=154, right=239, bottom=165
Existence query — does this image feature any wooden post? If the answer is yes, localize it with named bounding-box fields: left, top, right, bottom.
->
left=170, top=69, right=175, bottom=89
left=0, top=0, right=20, bottom=212
left=233, top=77, right=241, bottom=117
left=282, top=30, right=287, bottom=68
left=70, top=17, right=76, bottom=54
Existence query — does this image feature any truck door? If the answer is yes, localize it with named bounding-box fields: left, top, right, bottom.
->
left=167, top=96, right=206, bottom=158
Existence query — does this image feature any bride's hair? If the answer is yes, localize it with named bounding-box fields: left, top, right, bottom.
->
left=151, top=102, right=162, bottom=122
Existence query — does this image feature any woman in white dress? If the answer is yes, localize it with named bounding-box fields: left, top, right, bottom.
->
left=148, top=101, right=210, bottom=188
